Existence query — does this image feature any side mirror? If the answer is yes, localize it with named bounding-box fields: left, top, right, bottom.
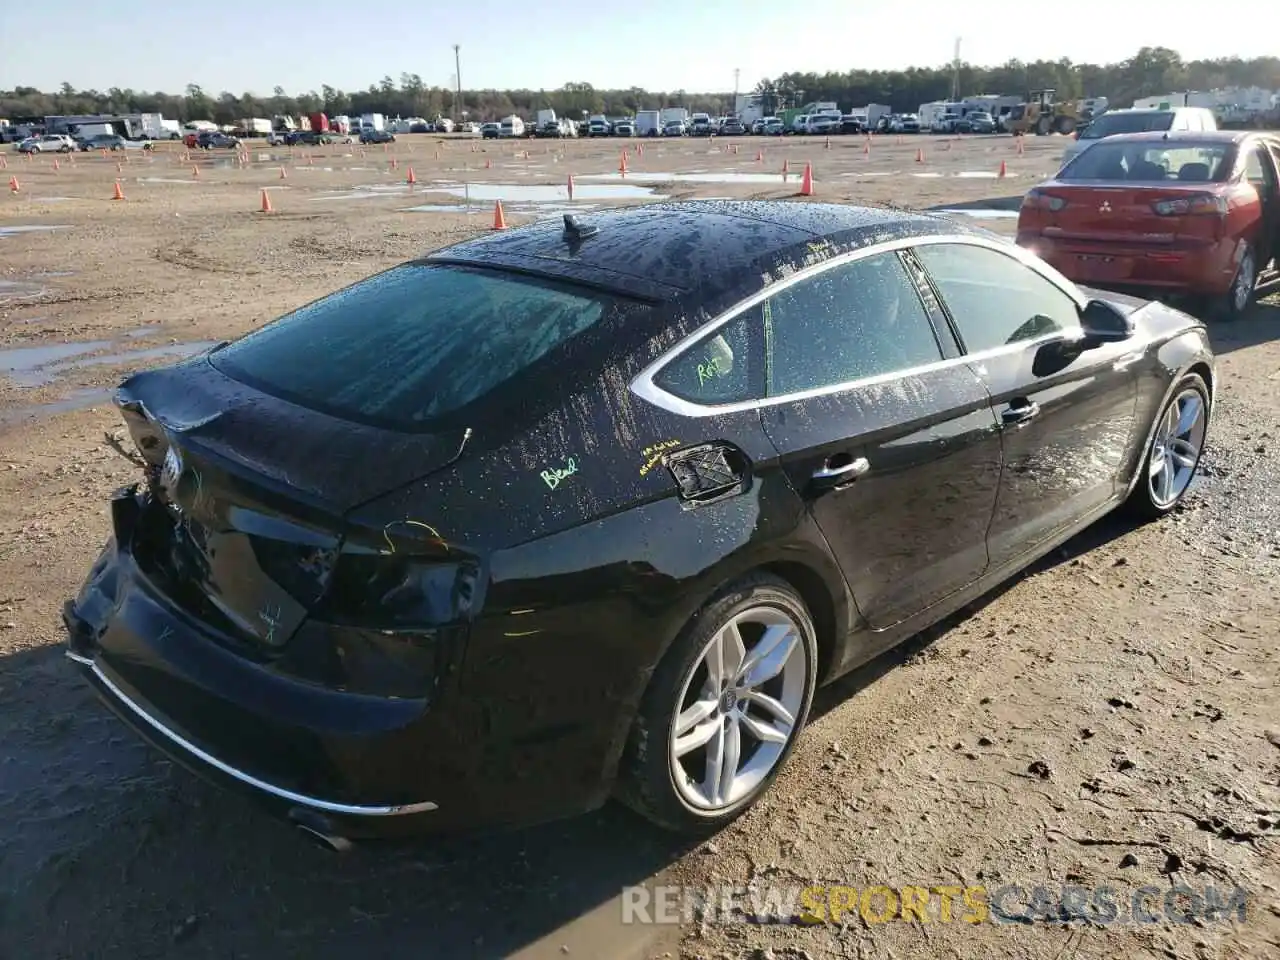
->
left=1078, top=298, right=1135, bottom=348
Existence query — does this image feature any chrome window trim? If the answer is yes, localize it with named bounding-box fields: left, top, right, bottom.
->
left=629, top=232, right=1088, bottom=418
left=71, top=653, right=439, bottom=817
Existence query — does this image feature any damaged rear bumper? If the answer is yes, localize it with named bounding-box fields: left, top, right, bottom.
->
left=63, top=487, right=442, bottom=838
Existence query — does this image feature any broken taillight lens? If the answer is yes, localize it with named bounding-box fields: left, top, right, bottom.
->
left=1151, top=194, right=1228, bottom=216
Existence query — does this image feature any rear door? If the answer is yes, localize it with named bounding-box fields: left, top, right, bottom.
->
left=754, top=247, right=1002, bottom=632
left=912, top=240, right=1140, bottom=570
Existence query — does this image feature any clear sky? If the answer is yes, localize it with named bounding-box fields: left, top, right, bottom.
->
left=2, top=0, right=1271, bottom=96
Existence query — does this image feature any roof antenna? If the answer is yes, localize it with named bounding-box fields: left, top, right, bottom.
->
left=563, top=213, right=598, bottom=242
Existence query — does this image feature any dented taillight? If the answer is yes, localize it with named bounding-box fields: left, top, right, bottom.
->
left=1022, top=188, right=1067, bottom=212
left=1151, top=194, right=1228, bottom=216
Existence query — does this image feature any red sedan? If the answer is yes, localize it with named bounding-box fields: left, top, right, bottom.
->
left=1017, top=130, right=1280, bottom=319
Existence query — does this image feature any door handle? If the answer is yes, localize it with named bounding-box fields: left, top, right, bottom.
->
left=1001, top=400, right=1041, bottom=426
left=811, top=456, right=870, bottom=490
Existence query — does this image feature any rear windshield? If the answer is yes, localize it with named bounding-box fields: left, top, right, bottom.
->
left=1080, top=112, right=1173, bottom=140
left=1060, top=142, right=1234, bottom=183
left=211, top=264, right=640, bottom=431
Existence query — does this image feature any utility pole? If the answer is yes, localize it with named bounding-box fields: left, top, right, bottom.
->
left=951, top=37, right=961, bottom=101
left=733, top=67, right=740, bottom=115
left=453, top=44, right=463, bottom=119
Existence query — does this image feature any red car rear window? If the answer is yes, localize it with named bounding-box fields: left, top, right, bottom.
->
left=1062, top=142, right=1234, bottom=183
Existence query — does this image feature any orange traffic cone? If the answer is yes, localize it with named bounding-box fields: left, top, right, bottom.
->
left=781, top=158, right=790, bottom=177
left=192, top=164, right=200, bottom=178
left=567, top=174, right=575, bottom=200
left=260, top=188, right=272, bottom=212
left=637, top=143, right=644, bottom=158
left=492, top=200, right=507, bottom=230
left=307, top=153, right=314, bottom=166
left=485, top=158, right=492, bottom=169
left=864, top=141, right=871, bottom=156
left=112, top=180, right=124, bottom=200
left=116, top=161, right=123, bottom=173
left=1017, top=138, right=1025, bottom=155
left=799, top=163, right=814, bottom=196
left=824, top=136, right=830, bottom=150
left=998, top=160, right=1008, bottom=178
left=406, top=166, right=416, bottom=185
left=279, top=166, right=287, bottom=179
left=0, top=156, right=7, bottom=169
left=8, top=175, right=18, bottom=193
left=619, top=151, right=628, bottom=175
left=915, top=148, right=924, bottom=163
left=53, top=157, right=60, bottom=171
left=755, top=149, right=763, bottom=162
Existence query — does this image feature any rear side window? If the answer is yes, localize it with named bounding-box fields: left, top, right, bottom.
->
left=211, top=264, right=638, bottom=430
left=653, top=313, right=760, bottom=404
left=762, top=252, right=943, bottom=396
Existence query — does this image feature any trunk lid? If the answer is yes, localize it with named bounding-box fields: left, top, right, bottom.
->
left=117, top=356, right=466, bottom=653
left=1038, top=182, right=1227, bottom=245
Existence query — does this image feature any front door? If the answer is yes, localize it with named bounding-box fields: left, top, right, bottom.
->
left=754, top=249, right=1003, bottom=631
left=1247, top=140, right=1280, bottom=270
left=912, top=241, right=1140, bottom=570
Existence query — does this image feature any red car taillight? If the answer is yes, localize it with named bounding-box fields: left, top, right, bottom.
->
left=1021, top=188, right=1067, bottom=212
left=1151, top=194, right=1228, bottom=216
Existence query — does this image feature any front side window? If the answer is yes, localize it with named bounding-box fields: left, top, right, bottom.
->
left=914, top=243, right=1080, bottom=354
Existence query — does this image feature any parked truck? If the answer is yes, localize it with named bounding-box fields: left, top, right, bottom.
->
left=635, top=109, right=662, bottom=136
left=358, top=113, right=386, bottom=133
left=308, top=112, right=329, bottom=133
left=242, top=117, right=272, bottom=137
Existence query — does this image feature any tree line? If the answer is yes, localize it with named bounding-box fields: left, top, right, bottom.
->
left=2, top=48, right=1277, bottom=126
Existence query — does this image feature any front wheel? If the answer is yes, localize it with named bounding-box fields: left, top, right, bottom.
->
left=1124, top=373, right=1210, bottom=521
left=617, top=574, right=818, bottom=834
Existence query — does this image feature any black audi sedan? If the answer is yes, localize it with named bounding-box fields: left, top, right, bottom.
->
left=65, top=201, right=1214, bottom=845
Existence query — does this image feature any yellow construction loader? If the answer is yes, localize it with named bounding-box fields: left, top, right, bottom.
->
left=1004, top=89, right=1080, bottom=136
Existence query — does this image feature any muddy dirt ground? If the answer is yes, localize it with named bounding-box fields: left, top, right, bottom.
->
left=1, top=132, right=1278, bottom=960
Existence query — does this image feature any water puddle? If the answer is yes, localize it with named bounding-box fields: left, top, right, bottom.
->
left=582, top=172, right=793, bottom=184
left=0, top=387, right=113, bottom=425
left=436, top=182, right=661, bottom=201
left=0, top=341, right=114, bottom=387
left=405, top=202, right=603, bottom=215
left=0, top=339, right=217, bottom=388
left=931, top=208, right=1020, bottom=220
left=0, top=225, right=70, bottom=238
left=0, top=280, right=49, bottom=303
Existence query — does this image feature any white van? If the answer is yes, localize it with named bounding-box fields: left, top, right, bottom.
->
left=1061, top=106, right=1217, bottom=167
left=499, top=115, right=525, bottom=138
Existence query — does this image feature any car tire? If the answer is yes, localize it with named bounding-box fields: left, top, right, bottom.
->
left=1123, top=372, right=1210, bottom=522
left=1210, top=245, right=1257, bottom=322
left=617, top=573, right=818, bottom=835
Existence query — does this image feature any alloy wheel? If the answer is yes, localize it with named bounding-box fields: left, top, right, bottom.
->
left=669, top=605, right=808, bottom=812
left=1232, top=250, right=1256, bottom=314
left=1148, top=388, right=1208, bottom=508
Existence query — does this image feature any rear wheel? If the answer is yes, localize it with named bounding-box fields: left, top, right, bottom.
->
left=1036, top=116, right=1052, bottom=136
left=617, top=574, right=818, bottom=834
left=1211, top=246, right=1257, bottom=321
left=1124, top=373, right=1210, bottom=521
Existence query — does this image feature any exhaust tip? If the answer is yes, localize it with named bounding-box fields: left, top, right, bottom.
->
left=294, top=823, right=353, bottom=853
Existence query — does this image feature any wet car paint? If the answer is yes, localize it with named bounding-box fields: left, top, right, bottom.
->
left=64, top=201, right=1215, bottom=839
